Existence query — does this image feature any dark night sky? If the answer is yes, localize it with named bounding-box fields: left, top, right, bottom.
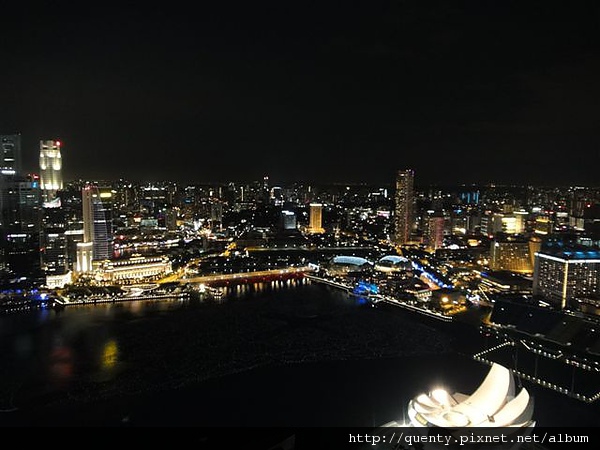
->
left=1, top=1, right=599, bottom=186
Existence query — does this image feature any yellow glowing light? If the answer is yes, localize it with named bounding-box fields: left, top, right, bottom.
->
left=101, top=340, right=119, bottom=370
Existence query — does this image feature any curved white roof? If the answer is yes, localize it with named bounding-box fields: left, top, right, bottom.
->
left=408, top=363, right=534, bottom=428
left=378, top=255, right=409, bottom=264
left=331, top=255, right=371, bottom=266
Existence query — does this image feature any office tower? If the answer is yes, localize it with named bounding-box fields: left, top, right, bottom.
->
left=81, top=185, right=112, bottom=262
left=459, top=189, right=480, bottom=205
left=210, top=202, right=223, bottom=223
left=394, top=169, right=414, bottom=245
left=425, top=212, right=445, bottom=250
left=39, top=140, right=63, bottom=203
left=41, top=206, right=68, bottom=275
left=481, top=212, right=524, bottom=237
left=270, top=186, right=284, bottom=206
left=308, top=203, right=324, bottom=234
left=1, top=134, right=21, bottom=175
left=534, top=216, right=553, bottom=235
left=280, top=210, right=297, bottom=230
left=533, top=242, right=600, bottom=310
left=165, top=207, right=179, bottom=231
left=42, top=230, right=67, bottom=274
left=489, top=234, right=533, bottom=274
left=0, top=173, right=42, bottom=277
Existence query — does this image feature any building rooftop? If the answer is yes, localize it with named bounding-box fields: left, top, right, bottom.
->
left=539, top=245, right=600, bottom=260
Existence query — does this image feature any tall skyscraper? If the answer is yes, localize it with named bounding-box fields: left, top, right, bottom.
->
left=0, top=173, right=42, bottom=277
left=394, top=169, right=414, bottom=245
left=81, top=185, right=112, bottom=262
left=39, top=140, right=63, bottom=203
left=1, top=134, right=21, bottom=175
left=40, top=205, right=68, bottom=277
left=425, top=212, right=445, bottom=250
left=308, top=203, right=324, bottom=234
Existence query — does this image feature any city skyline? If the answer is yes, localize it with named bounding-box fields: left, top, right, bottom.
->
left=0, top=3, right=599, bottom=186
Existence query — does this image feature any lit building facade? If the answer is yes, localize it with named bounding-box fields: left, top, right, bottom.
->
left=82, top=185, right=112, bottom=262
left=481, top=213, right=524, bottom=237
left=534, top=216, right=553, bottom=235
left=394, top=169, right=414, bottom=245
left=490, top=234, right=533, bottom=274
left=533, top=246, right=600, bottom=309
left=308, top=203, right=324, bottom=233
left=95, top=255, right=172, bottom=283
left=0, top=173, right=42, bottom=277
left=39, top=140, right=63, bottom=203
left=76, top=241, right=94, bottom=273
left=1, top=134, right=21, bottom=175
left=42, top=229, right=68, bottom=274
left=425, top=213, right=445, bottom=250
left=281, top=210, right=297, bottom=230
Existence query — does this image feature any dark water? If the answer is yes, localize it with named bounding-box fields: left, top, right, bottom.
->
left=1, top=279, right=599, bottom=427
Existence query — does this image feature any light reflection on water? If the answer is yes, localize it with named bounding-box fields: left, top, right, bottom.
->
left=1, top=278, right=597, bottom=426
left=1, top=278, right=367, bottom=411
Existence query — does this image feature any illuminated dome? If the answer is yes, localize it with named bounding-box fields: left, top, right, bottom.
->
left=407, top=363, right=535, bottom=428
left=374, top=255, right=411, bottom=272
left=327, top=255, right=372, bottom=275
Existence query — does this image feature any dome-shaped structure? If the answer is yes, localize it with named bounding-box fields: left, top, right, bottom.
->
left=327, top=255, right=372, bottom=276
left=374, top=255, right=411, bottom=272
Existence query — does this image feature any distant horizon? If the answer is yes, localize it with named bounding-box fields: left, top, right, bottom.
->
left=48, top=175, right=600, bottom=190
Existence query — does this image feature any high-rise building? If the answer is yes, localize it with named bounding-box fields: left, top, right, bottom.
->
left=533, top=242, right=600, bottom=310
left=81, top=185, right=112, bottom=262
left=39, top=140, right=63, bottom=203
left=0, top=173, right=42, bottom=277
left=481, top=212, right=525, bottom=237
left=1, top=134, right=21, bottom=175
left=210, top=202, right=224, bottom=223
left=528, top=235, right=543, bottom=269
left=280, top=210, right=297, bottom=230
left=534, top=216, right=553, bottom=235
left=489, top=234, right=533, bottom=274
left=165, top=207, right=179, bottom=231
left=270, top=186, right=284, bottom=206
left=394, top=169, right=414, bottom=245
left=308, top=203, right=324, bottom=234
left=425, top=212, right=445, bottom=250
left=41, top=206, right=68, bottom=276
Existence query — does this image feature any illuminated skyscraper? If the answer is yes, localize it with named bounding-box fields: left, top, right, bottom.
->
left=1, top=134, right=21, bottom=175
left=39, top=140, right=63, bottom=202
left=425, top=212, right=445, bottom=250
left=308, top=203, right=324, bottom=234
left=394, top=169, right=414, bottom=245
left=81, top=185, right=112, bottom=262
left=0, top=173, right=42, bottom=277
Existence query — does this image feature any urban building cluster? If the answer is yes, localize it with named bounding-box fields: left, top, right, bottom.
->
left=1, top=133, right=599, bottom=323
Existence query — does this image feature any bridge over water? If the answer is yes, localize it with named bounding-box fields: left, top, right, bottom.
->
left=170, top=266, right=316, bottom=287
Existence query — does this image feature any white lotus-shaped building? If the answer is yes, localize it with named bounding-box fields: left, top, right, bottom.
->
left=407, top=363, right=535, bottom=428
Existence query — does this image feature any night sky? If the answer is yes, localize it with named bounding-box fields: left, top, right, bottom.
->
left=1, top=2, right=599, bottom=186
